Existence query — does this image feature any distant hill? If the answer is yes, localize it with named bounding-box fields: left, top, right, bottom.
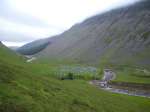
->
left=9, top=46, right=19, bottom=50
left=17, top=38, right=51, bottom=55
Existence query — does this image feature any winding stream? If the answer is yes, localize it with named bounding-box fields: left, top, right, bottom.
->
left=90, top=69, right=150, bottom=98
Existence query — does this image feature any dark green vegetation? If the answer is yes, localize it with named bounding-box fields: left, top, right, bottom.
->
left=17, top=38, right=50, bottom=55
left=52, top=65, right=100, bottom=80
left=0, top=42, right=150, bottom=112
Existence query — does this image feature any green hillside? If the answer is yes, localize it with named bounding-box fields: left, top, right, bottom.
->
left=17, top=38, right=50, bottom=55
left=0, top=42, right=150, bottom=112
left=0, top=42, right=25, bottom=63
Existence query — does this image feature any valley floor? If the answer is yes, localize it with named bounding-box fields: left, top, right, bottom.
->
left=90, top=69, right=150, bottom=98
left=0, top=47, right=150, bottom=112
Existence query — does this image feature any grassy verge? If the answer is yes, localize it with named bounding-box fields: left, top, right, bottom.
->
left=113, top=67, right=150, bottom=84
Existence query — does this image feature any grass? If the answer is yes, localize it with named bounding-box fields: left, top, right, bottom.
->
left=114, top=67, right=150, bottom=84
left=142, top=31, right=150, bottom=40
left=24, top=63, right=101, bottom=80
left=0, top=44, right=150, bottom=112
left=104, top=37, right=113, bottom=44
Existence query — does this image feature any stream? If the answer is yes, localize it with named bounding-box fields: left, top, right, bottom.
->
left=90, top=69, right=150, bottom=98
left=26, top=56, right=36, bottom=63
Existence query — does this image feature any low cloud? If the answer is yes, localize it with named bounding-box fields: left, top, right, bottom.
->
left=0, top=0, right=141, bottom=46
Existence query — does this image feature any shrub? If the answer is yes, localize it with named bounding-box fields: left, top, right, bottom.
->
left=67, top=72, right=74, bottom=80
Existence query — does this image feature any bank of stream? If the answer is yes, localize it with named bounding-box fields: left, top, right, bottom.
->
left=90, top=69, right=150, bottom=98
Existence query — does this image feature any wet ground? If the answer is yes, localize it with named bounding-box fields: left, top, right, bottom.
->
left=90, top=69, right=150, bottom=98
left=90, top=80, right=150, bottom=98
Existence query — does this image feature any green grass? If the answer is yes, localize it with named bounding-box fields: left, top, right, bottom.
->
left=0, top=44, right=150, bottom=112
left=114, top=67, right=150, bottom=84
left=24, top=63, right=101, bottom=80
left=0, top=44, right=25, bottom=63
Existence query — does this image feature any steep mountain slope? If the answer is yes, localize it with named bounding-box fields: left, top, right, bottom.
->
left=17, top=38, right=51, bottom=55
left=35, top=0, right=150, bottom=68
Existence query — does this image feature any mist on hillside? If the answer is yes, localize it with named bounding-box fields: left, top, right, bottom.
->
left=0, top=0, right=140, bottom=46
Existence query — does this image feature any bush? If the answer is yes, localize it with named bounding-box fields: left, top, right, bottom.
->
left=67, top=72, right=74, bottom=80
left=60, top=72, right=74, bottom=80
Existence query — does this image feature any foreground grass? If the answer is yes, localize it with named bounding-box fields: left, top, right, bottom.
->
left=0, top=44, right=150, bottom=112
left=0, top=69, right=150, bottom=112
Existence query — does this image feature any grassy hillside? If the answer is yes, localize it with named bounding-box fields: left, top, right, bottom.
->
left=0, top=42, right=150, bottom=112
left=0, top=42, right=25, bottom=63
left=17, top=38, right=51, bottom=55
left=32, top=0, right=150, bottom=69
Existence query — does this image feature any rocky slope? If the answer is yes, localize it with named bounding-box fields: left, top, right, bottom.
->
left=22, top=0, right=150, bottom=68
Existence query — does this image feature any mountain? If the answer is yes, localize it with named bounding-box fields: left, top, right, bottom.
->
left=32, top=0, right=149, bottom=68
left=17, top=38, right=51, bottom=55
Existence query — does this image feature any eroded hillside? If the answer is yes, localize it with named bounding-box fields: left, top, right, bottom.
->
left=34, top=0, right=150, bottom=68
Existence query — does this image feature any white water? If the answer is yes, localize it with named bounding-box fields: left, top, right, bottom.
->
left=26, top=56, right=36, bottom=63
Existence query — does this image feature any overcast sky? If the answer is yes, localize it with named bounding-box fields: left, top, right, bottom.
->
left=0, top=0, right=140, bottom=46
